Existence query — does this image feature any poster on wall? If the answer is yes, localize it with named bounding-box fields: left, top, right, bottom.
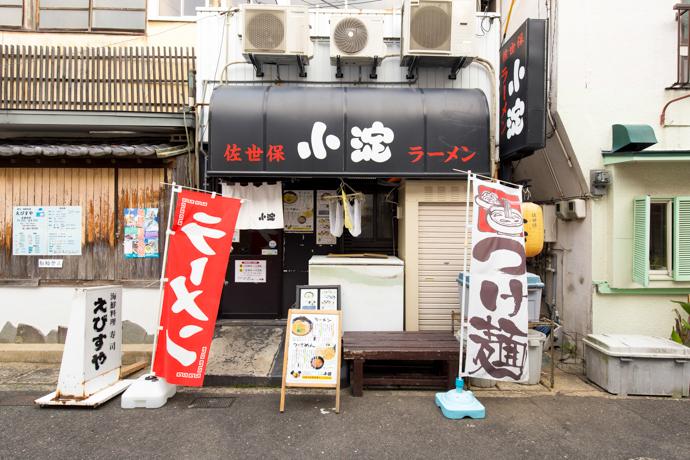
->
left=123, top=208, right=159, bottom=258
left=316, top=190, right=337, bottom=245
left=464, top=177, right=529, bottom=382
left=235, top=259, right=267, bottom=283
left=283, top=190, right=314, bottom=233
left=13, top=206, right=82, bottom=256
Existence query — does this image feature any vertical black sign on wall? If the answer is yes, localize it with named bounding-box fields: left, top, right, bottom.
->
left=499, top=19, right=547, bottom=162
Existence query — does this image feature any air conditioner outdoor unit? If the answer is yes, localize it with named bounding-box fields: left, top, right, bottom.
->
left=330, top=15, right=387, bottom=65
left=241, top=4, right=312, bottom=65
left=400, top=0, right=476, bottom=65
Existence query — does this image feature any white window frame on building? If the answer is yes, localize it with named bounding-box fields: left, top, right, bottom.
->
left=633, top=195, right=690, bottom=286
left=672, top=2, right=690, bottom=88
left=148, top=0, right=208, bottom=21
left=0, top=0, right=148, bottom=33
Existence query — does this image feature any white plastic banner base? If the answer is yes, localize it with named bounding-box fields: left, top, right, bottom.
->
left=35, top=379, right=132, bottom=408
left=120, top=374, right=177, bottom=409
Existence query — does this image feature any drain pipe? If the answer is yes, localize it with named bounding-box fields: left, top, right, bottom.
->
left=545, top=244, right=559, bottom=323
left=660, top=93, right=690, bottom=126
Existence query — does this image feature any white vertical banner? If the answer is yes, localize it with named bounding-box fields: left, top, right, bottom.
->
left=464, top=177, right=529, bottom=382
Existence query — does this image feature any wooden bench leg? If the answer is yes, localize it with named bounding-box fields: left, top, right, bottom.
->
left=352, top=358, right=364, bottom=397
left=447, top=358, right=459, bottom=390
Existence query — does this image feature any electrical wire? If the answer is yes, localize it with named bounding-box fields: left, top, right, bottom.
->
left=475, top=1, right=494, bottom=37
left=198, top=10, right=231, bottom=149
left=103, top=9, right=232, bottom=48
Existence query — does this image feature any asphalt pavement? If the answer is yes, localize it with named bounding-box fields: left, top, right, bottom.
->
left=0, top=388, right=688, bottom=460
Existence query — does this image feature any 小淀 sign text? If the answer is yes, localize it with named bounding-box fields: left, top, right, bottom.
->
left=208, top=87, right=491, bottom=177
left=499, top=19, right=547, bottom=161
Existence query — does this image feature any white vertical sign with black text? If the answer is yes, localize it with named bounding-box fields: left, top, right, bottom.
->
left=36, top=285, right=130, bottom=407
left=464, top=178, right=529, bottom=382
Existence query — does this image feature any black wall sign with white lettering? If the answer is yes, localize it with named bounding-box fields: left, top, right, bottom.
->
left=499, top=19, right=547, bottom=162
left=208, top=86, right=490, bottom=177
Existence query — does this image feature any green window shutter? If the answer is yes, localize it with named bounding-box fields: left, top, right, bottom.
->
left=632, top=196, right=650, bottom=287
left=673, top=196, right=690, bottom=281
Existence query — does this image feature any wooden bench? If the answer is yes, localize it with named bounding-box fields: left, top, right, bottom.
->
left=342, top=331, right=460, bottom=396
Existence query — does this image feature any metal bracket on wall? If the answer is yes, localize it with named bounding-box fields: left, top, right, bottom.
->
left=296, top=55, right=307, bottom=78
left=248, top=54, right=264, bottom=78
left=448, top=57, right=468, bottom=80
left=369, top=56, right=379, bottom=80
left=405, top=56, right=418, bottom=80
left=335, top=55, right=343, bottom=79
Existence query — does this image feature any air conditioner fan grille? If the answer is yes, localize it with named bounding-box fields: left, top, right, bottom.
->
left=333, top=17, right=368, bottom=54
left=411, top=5, right=452, bottom=50
left=246, top=12, right=285, bottom=51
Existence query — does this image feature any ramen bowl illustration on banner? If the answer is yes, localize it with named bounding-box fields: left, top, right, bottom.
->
left=475, top=190, right=523, bottom=236
left=291, top=316, right=313, bottom=336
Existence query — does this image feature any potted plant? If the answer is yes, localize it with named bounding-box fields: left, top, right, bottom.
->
left=670, top=300, right=690, bottom=347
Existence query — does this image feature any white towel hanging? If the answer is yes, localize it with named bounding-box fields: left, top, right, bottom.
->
left=348, top=197, right=362, bottom=237
left=329, top=200, right=344, bottom=237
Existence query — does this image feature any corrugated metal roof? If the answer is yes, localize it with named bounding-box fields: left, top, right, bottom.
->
left=0, top=143, right=190, bottom=158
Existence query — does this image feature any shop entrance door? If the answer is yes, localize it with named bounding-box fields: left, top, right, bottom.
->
left=219, top=229, right=283, bottom=319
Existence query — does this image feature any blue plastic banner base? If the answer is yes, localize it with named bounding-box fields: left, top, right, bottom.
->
left=435, top=378, right=486, bottom=420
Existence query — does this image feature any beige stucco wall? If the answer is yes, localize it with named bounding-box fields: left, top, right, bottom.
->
left=590, top=161, right=690, bottom=337
left=502, top=0, right=690, bottom=339
left=592, top=293, right=687, bottom=337
left=602, top=162, right=690, bottom=289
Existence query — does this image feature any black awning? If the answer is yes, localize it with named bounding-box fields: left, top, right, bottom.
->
left=208, top=86, right=490, bottom=177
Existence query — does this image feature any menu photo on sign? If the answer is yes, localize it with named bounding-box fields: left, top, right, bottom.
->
left=316, top=190, right=337, bottom=245
left=283, top=190, right=314, bottom=233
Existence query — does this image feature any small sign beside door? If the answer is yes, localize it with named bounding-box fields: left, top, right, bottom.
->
left=235, top=259, right=267, bottom=283
left=296, top=285, right=340, bottom=310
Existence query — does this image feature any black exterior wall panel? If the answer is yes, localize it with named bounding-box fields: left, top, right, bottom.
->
left=208, top=86, right=266, bottom=173
left=424, top=88, right=490, bottom=174
left=208, top=86, right=490, bottom=177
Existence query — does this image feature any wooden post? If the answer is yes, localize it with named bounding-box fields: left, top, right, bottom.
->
left=352, top=359, right=364, bottom=397
left=335, top=313, right=342, bottom=414
left=279, top=311, right=292, bottom=413
left=447, top=358, right=459, bottom=390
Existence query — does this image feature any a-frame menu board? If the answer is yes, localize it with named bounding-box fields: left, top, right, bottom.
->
left=280, top=309, right=342, bottom=413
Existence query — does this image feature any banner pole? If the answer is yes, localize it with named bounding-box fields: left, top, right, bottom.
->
left=458, top=171, right=472, bottom=378
left=149, top=182, right=180, bottom=375
left=451, top=168, right=523, bottom=188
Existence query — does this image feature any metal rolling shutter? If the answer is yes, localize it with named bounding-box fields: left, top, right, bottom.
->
left=417, top=202, right=471, bottom=331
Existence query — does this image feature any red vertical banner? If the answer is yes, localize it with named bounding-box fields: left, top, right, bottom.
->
left=153, top=189, right=241, bottom=386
